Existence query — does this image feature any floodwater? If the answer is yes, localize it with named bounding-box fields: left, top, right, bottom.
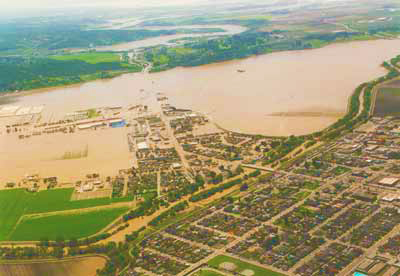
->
left=92, top=24, right=247, bottom=51
left=0, top=128, right=132, bottom=183
left=5, top=39, right=400, bottom=137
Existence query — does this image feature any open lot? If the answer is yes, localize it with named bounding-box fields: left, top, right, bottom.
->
left=9, top=207, right=128, bottom=241
left=208, top=255, right=286, bottom=276
left=51, top=52, right=121, bottom=64
left=0, top=256, right=106, bottom=276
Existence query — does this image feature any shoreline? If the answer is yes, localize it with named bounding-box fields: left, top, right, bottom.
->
left=0, top=37, right=398, bottom=141
left=0, top=36, right=395, bottom=100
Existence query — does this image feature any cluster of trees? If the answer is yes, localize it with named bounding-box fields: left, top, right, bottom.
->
left=305, top=140, right=317, bottom=148
left=248, top=169, right=261, bottom=178
left=365, top=22, right=400, bottom=36
left=0, top=57, right=142, bottom=93
left=38, top=233, right=111, bottom=248
left=390, top=55, right=400, bottom=67
left=0, top=20, right=221, bottom=52
left=145, top=30, right=364, bottom=72
left=302, top=31, right=361, bottom=44
left=189, top=178, right=243, bottom=202
left=149, top=201, right=189, bottom=227
left=206, top=165, right=243, bottom=185
left=125, top=227, right=146, bottom=242
left=123, top=195, right=160, bottom=222
left=263, top=135, right=305, bottom=165
left=97, top=226, right=148, bottom=275
left=166, top=175, right=205, bottom=202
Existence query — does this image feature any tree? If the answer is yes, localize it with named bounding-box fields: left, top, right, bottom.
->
left=55, top=236, right=65, bottom=248
left=240, top=183, right=249, bottom=191
left=235, top=165, right=244, bottom=175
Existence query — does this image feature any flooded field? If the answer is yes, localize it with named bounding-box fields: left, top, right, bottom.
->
left=0, top=128, right=132, bottom=183
left=0, top=256, right=106, bottom=276
left=4, top=39, right=400, bottom=137
left=374, top=79, right=400, bottom=117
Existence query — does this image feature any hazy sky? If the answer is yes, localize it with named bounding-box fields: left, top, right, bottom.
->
left=0, top=0, right=351, bottom=16
left=0, top=0, right=240, bottom=10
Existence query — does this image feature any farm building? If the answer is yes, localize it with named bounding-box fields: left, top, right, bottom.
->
left=137, top=142, right=149, bottom=151
left=77, top=122, right=105, bottom=130
left=172, top=163, right=182, bottom=169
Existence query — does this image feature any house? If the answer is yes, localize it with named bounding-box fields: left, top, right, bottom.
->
left=379, top=177, right=399, bottom=187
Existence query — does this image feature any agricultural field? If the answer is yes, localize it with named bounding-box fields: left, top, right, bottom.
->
left=208, top=255, right=286, bottom=276
left=9, top=207, right=128, bottom=241
left=0, top=189, right=32, bottom=240
left=0, top=188, right=133, bottom=241
left=374, top=87, right=400, bottom=116
left=26, top=188, right=132, bottom=213
left=0, top=256, right=106, bottom=276
left=51, top=52, right=121, bottom=64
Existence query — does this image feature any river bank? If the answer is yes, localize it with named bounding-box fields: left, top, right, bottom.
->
left=2, top=39, right=400, bottom=137
left=0, top=33, right=386, bottom=99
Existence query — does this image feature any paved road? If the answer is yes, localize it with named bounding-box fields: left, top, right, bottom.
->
left=159, top=109, right=191, bottom=174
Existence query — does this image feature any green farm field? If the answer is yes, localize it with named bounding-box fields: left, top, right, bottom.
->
left=208, top=255, right=286, bottom=276
left=26, top=188, right=133, bottom=213
left=0, top=188, right=133, bottom=241
left=0, top=189, right=32, bottom=241
left=51, top=52, right=121, bottom=64
left=9, top=207, right=128, bottom=241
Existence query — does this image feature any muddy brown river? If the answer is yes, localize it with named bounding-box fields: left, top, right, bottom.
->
left=3, top=39, right=400, bottom=136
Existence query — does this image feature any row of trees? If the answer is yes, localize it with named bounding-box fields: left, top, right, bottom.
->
left=149, top=201, right=189, bottom=227
left=0, top=57, right=142, bottom=92
left=263, top=135, right=305, bottom=165
left=165, top=175, right=206, bottom=202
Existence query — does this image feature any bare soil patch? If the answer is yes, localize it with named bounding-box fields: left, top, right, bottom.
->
left=0, top=256, right=106, bottom=276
